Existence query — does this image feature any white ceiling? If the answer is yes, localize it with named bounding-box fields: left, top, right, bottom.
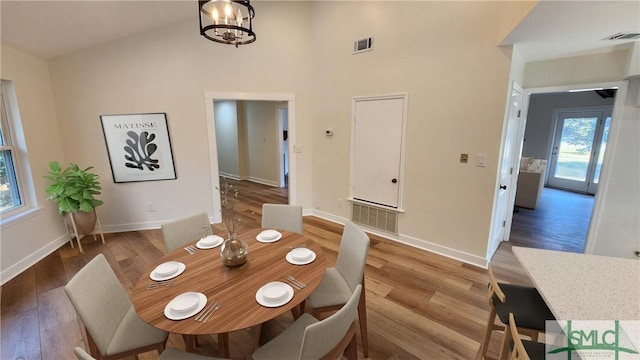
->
left=501, top=0, right=640, bottom=62
left=1, top=1, right=639, bottom=62
left=1, top=1, right=195, bottom=59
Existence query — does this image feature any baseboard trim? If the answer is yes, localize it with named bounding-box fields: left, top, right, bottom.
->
left=247, top=176, right=279, bottom=188
left=1, top=234, right=69, bottom=285
left=309, top=209, right=487, bottom=268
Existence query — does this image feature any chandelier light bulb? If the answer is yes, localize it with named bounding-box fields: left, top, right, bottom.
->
left=225, top=2, right=233, bottom=17
left=211, top=6, right=219, bottom=23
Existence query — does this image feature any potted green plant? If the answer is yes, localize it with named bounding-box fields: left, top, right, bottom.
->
left=44, top=161, right=104, bottom=235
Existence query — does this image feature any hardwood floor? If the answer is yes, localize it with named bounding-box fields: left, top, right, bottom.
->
left=509, top=187, right=594, bottom=253
left=1, top=179, right=532, bottom=360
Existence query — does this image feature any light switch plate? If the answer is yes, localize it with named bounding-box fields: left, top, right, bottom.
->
left=476, top=154, right=487, bottom=167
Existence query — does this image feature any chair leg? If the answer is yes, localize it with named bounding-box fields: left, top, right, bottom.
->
left=497, top=317, right=512, bottom=360
left=478, top=306, right=497, bottom=360
left=345, top=334, right=358, bottom=360
left=358, top=278, right=369, bottom=358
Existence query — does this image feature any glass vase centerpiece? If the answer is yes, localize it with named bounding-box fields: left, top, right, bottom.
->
left=218, top=179, right=249, bottom=267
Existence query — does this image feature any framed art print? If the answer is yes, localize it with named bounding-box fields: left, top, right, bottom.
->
left=100, top=113, right=177, bottom=183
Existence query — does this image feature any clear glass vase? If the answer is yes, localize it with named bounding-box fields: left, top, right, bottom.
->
left=220, top=231, right=249, bottom=267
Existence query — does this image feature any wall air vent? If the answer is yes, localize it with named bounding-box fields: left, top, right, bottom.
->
left=603, top=32, right=640, bottom=40
left=351, top=202, right=398, bottom=234
left=353, top=36, right=374, bottom=54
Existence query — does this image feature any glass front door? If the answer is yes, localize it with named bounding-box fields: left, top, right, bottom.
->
left=547, top=109, right=612, bottom=194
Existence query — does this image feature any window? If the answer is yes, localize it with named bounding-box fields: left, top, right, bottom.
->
left=1, top=79, right=36, bottom=223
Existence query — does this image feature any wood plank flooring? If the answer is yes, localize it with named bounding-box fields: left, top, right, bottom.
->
left=1, top=179, right=533, bottom=360
left=510, top=187, right=594, bottom=253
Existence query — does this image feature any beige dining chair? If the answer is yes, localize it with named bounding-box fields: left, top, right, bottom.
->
left=64, top=254, right=168, bottom=360
left=504, top=313, right=546, bottom=360
left=478, top=265, right=554, bottom=360
left=303, top=221, right=370, bottom=357
left=73, top=347, right=229, bottom=360
left=261, top=204, right=303, bottom=234
left=252, top=284, right=362, bottom=360
left=161, top=212, right=213, bottom=253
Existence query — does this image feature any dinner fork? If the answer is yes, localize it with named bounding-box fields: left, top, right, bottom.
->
left=195, top=301, right=218, bottom=322
left=201, top=302, right=221, bottom=323
left=283, top=278, right=302, bottom=290
left=287, top=275, right=306, bottom=289
left=184, top=245, right=197, bottom=254
left=146, top=281, right=175, bottom=289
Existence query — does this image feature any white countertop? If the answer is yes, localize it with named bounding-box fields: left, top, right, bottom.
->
left=512, top=246, right=640, bottom=321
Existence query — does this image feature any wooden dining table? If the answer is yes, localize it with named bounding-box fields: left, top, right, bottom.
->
left=131, top=228, right=327, bottom=357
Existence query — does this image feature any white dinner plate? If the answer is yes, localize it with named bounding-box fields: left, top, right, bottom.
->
left=150, top=262, right=186, bottom=281
left=256, top=230, right=283, bottom=243
left=286, top=249, right=316, bottom=265
left=255, top=282, right=294, bottom=307
left=164, top=292, right=207, bottom=320
left=196, top=235, right=224, bottom=249
left=154, top=261, right=180, bottom=276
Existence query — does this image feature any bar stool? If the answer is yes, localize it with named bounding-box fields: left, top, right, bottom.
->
left=478, top=265, right=554, bottom=360
left=505, top=313, right=547, bottom=360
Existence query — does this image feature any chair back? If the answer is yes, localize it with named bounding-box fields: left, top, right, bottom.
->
left=335, top=222, right=370, bottom=292
left=487, top=264, right=506, bottom=304
left=161, top=212, right=212, bottom=253
left=508, top=313, right=532, bottom=360
left=261, top=204, right=303, bottom=234
left=64, top=254, right=132, bottom=356
left=299, top=285, right=362, bottom=359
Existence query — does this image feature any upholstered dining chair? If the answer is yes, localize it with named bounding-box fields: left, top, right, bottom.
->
left=161, top=212, right=212, bottom=253
left=478, top=265, right=554, bottom=360
left=261, top=204, right=303, bottom=234
left=64, top=254, right=168, bottom=360
left=252, top=284, right=362, bottom=360
left=73, top=347, right=229, bottom=360
left=303, top=221, right=371, bottom=357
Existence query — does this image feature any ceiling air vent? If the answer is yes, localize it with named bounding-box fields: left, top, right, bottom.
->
left=603, top=32, right=640, bottom=40
left=353, top=36, right=374, bottom=54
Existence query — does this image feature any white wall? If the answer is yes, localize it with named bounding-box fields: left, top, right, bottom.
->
left=589, top=78, right=640, bottom=259
left=244, top=101, right=280, bottom=186
left=309, top=1, right=515, bottom=263
left=524, top=50, right=630, bottom=88
left=214, top=100, right=240, bottom=178
left=524, top=92, right=615, bottom=160
left=46, top=2, right=315, bottom=233
left=0, top=46, right=68, bottom=282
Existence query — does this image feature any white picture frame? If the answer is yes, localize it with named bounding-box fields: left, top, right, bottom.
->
left=100, top=113, right=177, bottom=183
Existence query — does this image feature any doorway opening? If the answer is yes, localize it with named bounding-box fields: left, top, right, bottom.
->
left=510, top=88, right=617, bottom=253
left=203, top=92, right=297, bottom=225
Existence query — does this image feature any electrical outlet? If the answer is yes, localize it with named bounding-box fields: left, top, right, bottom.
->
left=146, top=202, right=155, bottom=212
left=460, top=153, right=469, bottom=163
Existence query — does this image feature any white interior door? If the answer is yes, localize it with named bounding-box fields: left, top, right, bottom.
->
left=489, top=83, right=522, bottom=256
left=351, top=96, right=406, bottom=208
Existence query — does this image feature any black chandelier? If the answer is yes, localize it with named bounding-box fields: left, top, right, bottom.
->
left=198, top=0, right=256, bottom=47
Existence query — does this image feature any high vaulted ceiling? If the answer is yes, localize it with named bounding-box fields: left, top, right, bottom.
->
left=1, top=1, right=639, bottom=62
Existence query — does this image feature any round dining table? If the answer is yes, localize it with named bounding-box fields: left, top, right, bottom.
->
left=131, top=228, right=326, bottom=358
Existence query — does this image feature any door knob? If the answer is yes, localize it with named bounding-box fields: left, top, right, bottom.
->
left=391, top=178, right=398, bottom=184
left=500, top=185, right=507, bottom=190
